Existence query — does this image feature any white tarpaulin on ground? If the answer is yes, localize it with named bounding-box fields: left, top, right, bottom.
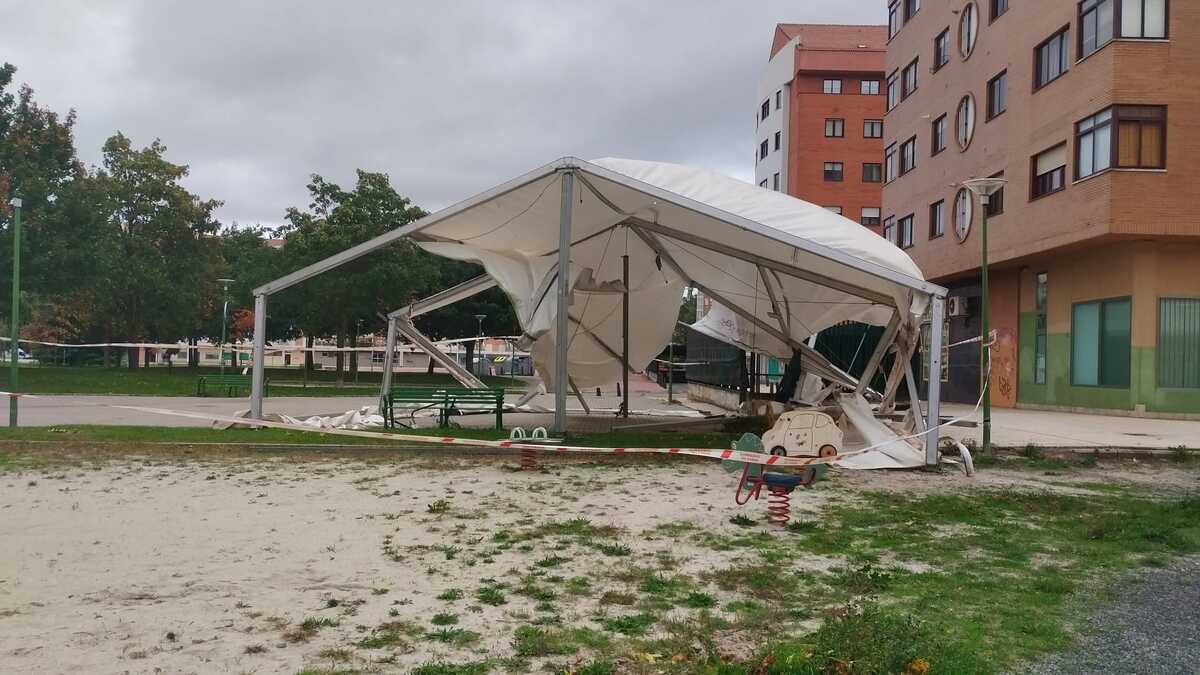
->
left=405, top=158, right=930, bottom=387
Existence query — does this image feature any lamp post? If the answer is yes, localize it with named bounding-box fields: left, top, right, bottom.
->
left=8, top=197, right=22, bottom=427
left=961, top=177, right=1007, bottom=455
left=217, top=278, right=235, bottom=376
left=474, top=314, right=486, bottom=376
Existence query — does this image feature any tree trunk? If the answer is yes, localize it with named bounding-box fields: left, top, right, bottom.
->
left=304, top=335, right=314, bottom=373
left=335, top=322, right=346, bottom=387
left=103, top=327, right=112, bottom=368
left=426, top=352, right=435, bottom=374
left=463, top=340, right=476, bottom=378
left=127, top=346, right=140, bottom=370
left=349, top=323, right=358, bottom=380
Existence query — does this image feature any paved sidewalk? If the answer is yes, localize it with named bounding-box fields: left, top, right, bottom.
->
left=939, top=403, right=1200, bottom=450
left=1025, top=556, right=1200, bottom=675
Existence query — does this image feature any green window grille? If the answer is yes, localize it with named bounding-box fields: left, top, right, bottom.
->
left=1158, top=298, right=1200, bottom=388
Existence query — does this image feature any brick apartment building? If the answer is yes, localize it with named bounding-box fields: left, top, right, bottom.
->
left=755, top=24, right=888, bottom=232
left=883, top=0, right=1199, bottom=416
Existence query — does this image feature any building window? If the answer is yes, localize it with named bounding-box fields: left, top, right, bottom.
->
left=864, top=119, right=883, bottom=138
left=884, top=143, right=898, bottom=183
left=888, top=2, right=901, bottom=39
left=921, top=320, right=950, bottom=382
left=823, top=162, right=844, bottom=182
left=959, top=2, right=979, bottom=58
left=929, top=200, right=945, bottom=238
left=1072, top=297, right=1131, bottom=387
left=823, top=79, right=843, bottom=94
left=990, top=0, right=1008, bottom=21
left=985, top=172, right=1004, bottom=216
left=773, top=172, right=780, bottom=191
left=1076, top=108, right=1112, bottom=178
left=761, top=100, right=770, bottom=121
left=932, top=114, right=947, bottom=154
left=886, top=71, right=899, bottom=111
left=825, top=118, right=845, bottom=138
left=956, top=94, right=976, bottom=150
left=1122, top=0, right=1168, bottom=39
left=899, top=136, right=917, bottom=174
left=1158, top=298, right=1200, bottom=388
left=953, top=187, right=973, bottom=241
left=1079, top=0, right=1115, bottom=58
left=1035, top=27, right=1070, bottom=89
left=1031, top=143, right=1068, bottom=198
left=861, top=207, right=882, bottom=226
left=934, top=28, right=950, bottom=70
left=905, top=0, right=921, bottom=20
left=986, top=70, right=1007, bottom=120
left=774, top=131, right=781, bottom=151
left=863, top=162, right=883, bottom=183
left=883, top=216, right=896, bottom=244
left=825, top=206, right=843, bottom=215
left=760, top=139, right=769, bottom=161
left=1115, top=105, right=1166, bottom=169
left=775, top=90, right=782, bottom=110
left=1035, top=272, right=1048, bottom=385
left=861, top=79, right=881, bottom=95
left=902, top=59, right=919, bottom=99
left=898, top=214, right=914, bottom=248
left=759, top=178, right=768, bottom=188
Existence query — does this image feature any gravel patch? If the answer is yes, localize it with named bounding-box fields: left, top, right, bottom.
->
left=1024, top=555, right=1200, bottom=674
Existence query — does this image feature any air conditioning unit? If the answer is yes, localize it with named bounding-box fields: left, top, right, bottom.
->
left=947, top=296, right=968, bottom=317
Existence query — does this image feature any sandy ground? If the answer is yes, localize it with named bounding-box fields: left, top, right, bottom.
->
left=1, top=452, right=1197, bottom=674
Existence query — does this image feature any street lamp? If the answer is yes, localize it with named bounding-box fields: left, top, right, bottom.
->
left=961, top=177, right=1007, bottom=455
left=217, top=278, right=235, bottom=375
left=8, top=196, right=22, bottom=427
left=474, top=314, right=486, bottom=376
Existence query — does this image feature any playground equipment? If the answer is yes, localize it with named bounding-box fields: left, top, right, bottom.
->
left=724, top=433, right=826, bottom=526
left=760, top=409, right=843, bottom=458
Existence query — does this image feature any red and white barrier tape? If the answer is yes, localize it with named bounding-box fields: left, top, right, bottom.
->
left=114, top=405, right=880, bottom=468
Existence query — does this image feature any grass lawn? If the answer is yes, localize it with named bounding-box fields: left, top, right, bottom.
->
left=3, top=426, right=1196, bottom=674
left=0, top=365, right=524, bottom=397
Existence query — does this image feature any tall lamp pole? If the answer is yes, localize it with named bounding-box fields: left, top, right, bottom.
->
left=8, top=197, right=22, bottom=427
left=217, top=278, right=235, bottom=376
left=961, top=177, right=1007, bottom=455
left=474, top=314, right=486, bottom=376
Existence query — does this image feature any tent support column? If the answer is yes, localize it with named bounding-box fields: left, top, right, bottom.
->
left=925, top=295, right=945, bottom=466
left=856, top=311, right=900, bottom=396
left=250, top=293, right=267, bottom=420
left=621, top=253, right=629, bottom=418
left=569, top=377, right=591, bottom=415
left=554, top=171, right=574, bottom=435
left=904, top=361, right=926, bottom=435
left=379, top=317, right=399, bottom=409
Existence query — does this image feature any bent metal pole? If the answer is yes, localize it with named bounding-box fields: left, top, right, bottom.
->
left=554, top=170, right=574, bottom=435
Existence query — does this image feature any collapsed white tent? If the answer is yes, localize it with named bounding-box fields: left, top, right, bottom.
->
left=248, top=157, right=949, bottom=465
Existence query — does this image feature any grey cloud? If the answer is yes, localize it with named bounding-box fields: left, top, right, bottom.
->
left=1, top=0, right=884, bottom=226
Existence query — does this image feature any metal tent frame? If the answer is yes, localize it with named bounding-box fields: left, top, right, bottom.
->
left=249, top=157, right=948, bottom=465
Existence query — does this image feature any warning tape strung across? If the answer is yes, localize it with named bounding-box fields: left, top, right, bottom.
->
left=0, top=336, right=524, bottom=353
left=114, top=405, right=881, bottom=468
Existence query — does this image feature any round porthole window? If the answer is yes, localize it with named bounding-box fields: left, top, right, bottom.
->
left=954, top=187, right=973, bottom=243
left=955, top=94, right=976, bottom=151
left=959, top=2, right=979, bottom=59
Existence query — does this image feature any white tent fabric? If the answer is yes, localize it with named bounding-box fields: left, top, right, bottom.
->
left=406, top=158, right=929, bottom=387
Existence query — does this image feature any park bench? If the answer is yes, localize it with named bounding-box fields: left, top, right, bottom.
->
left=195, top=374, right=269, bottom=397
left=382, top=386, right=505, bottom=430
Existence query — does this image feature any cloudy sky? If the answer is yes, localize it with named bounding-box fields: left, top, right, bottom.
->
left=2, top=1, right=884, bottom=227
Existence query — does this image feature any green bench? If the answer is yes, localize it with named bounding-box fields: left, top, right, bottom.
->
left=195, top=374, right=269, bottom=397
left=382, top=386, right=505, bottom=430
